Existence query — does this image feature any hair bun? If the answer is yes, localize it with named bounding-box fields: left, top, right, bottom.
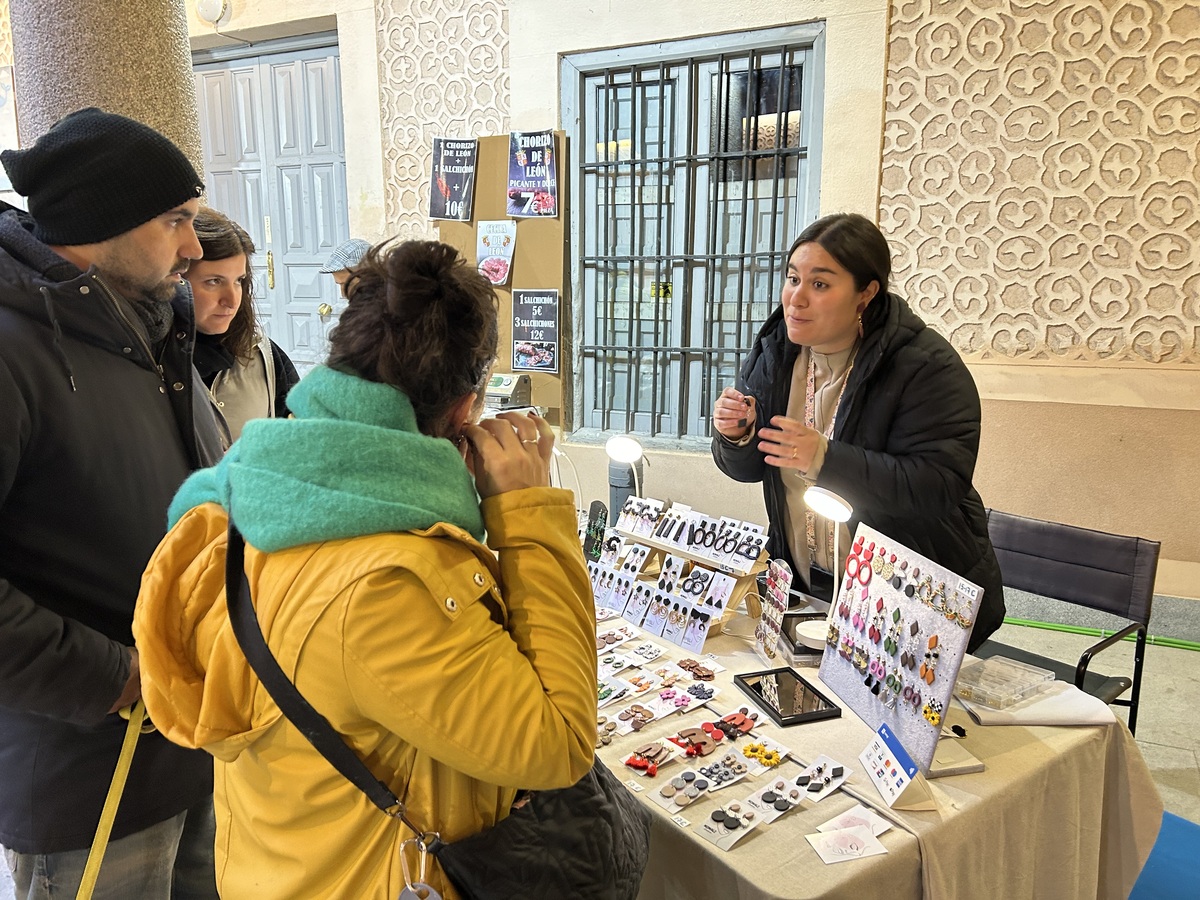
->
left=327, top=239, right=499, bottom=434
left=384, top=241, right=464, bottom=321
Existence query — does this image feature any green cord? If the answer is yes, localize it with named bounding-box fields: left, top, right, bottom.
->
left=1004, top=617, right=1200, bottom=653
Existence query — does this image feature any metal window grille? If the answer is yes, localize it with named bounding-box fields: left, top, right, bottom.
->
left=563, top=26, right=824, bottom=442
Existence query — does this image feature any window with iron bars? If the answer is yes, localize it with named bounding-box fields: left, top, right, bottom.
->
left=562, top=25, right=824, bottom=442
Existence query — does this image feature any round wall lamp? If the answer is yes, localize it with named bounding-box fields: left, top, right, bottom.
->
left=195, top=0, right=229, bottom=26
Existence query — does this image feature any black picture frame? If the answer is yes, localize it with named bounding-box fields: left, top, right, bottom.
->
left=734, top=666, right=842, bottom=727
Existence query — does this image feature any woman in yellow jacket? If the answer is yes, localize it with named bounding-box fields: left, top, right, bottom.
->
left=133, top=240, right=596, bottom=899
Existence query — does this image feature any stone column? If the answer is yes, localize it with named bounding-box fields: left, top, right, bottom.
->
left=8, top=0, right=202, bottom=171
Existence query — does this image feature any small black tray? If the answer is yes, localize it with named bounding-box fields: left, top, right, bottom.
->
left=734, top=665, right=842, bottom=727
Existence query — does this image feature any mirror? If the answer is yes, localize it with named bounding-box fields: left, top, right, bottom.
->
left=734, top=666, right=842, bottom=727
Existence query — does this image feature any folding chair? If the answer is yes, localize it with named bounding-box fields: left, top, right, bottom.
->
left=974, top=509, right=1159, bottom=735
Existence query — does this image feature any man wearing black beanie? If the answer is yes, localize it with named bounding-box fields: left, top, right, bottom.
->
left=0, top=108, right=222, bottom=898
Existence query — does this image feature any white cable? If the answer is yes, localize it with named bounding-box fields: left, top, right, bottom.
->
left=552, top=446, right=584, bottom=513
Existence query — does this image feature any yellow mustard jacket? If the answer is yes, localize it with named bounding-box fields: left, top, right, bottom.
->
left=134, top=487, right=596, bottom=899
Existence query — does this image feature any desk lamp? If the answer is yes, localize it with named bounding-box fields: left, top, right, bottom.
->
left=803, top=486, right=853, bottom=587
left=605, top=435, right=644, bottom=525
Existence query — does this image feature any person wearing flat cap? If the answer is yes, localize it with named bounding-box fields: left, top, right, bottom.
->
left=0, top=108, right=221, bottom=898
left=320, top=237, right=371, bottom=297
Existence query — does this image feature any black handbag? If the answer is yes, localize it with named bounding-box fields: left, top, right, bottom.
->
left=224, top=524, right=651, bottom=900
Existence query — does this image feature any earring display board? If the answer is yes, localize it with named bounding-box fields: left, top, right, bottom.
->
left=817, top=524, right=982, bottom=773
left=435, top=132, right=567, bottom=425
left=754, top=560, right=792, bottom=665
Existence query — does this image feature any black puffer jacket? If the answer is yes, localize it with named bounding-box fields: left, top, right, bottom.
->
left=712, top=291, right=1005, bottom=651
left=0, top=206, right=222, bottom=853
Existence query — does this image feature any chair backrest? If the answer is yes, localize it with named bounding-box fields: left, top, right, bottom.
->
left=985, top=509, right=1159, bottom=626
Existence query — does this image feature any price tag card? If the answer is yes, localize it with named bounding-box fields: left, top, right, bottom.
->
left=859, top=724, right=935, bottom=811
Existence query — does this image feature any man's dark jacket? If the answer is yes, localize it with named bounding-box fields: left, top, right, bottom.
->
left=0, top=207, right=222, bottom=852
left=712, top=291, right=1005, bottom=652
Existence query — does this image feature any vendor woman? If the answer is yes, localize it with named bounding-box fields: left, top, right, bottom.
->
left=710, top=213, right=1004, bottom=651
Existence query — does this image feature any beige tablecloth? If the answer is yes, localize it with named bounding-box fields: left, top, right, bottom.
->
left=596, top=619, right=1162, bottom=900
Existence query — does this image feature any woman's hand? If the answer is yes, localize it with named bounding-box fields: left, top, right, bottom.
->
left=712, top=387, right=757, bottom=441
left=758, top=415, right=822, bottom=473
left=463, top=411, right=554, bottom=498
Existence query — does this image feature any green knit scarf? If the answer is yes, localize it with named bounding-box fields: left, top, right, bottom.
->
left=169, top=365, right=485, bottom=550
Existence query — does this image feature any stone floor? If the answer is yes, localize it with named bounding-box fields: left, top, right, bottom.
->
left=1, top=623, right=1195, bottom=898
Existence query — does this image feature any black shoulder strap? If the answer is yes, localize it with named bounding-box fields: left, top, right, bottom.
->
left=224, top=523, right=423, bottom=834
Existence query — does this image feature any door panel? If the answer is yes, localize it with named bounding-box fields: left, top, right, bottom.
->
left=194, top=43, right=349, bottom=373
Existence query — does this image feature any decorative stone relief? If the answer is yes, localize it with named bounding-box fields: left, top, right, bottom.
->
left=0, top=1, right=10, bottom=69
left=376, top=0, right=509, bottom=239
left=880, top=0, right=1200, bottom=363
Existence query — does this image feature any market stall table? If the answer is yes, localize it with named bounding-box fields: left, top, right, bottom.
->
left=595, top=616, right=1162, bottom=900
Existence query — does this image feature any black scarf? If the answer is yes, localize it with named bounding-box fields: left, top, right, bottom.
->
left=193, top=331, right=236, bottom=388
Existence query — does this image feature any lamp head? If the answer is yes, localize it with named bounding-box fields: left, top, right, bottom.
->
left=605, top=434, right=643, bottom=465
left=803, top=486, right=852, bottom=523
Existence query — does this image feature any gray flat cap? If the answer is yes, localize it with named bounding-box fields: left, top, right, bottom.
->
left=319, top=238, right=372, bottom=273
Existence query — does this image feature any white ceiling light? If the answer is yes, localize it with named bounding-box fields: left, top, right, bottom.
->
left=195, top=0, right=229, bottom=27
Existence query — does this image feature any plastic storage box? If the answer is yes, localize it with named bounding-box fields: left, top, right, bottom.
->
left=953, top=656, right=1056, bottom=709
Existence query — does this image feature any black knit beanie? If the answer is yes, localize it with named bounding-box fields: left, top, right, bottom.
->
left=0, top=107, right=204, bottom=246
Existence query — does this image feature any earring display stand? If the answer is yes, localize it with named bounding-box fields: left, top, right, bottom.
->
left=817, top=523, right=983, bottom=774
left=612, top=497, right=768, bottom=632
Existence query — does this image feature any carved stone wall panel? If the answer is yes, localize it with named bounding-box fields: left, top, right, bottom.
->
left=0, top=1, right=11, bottom=68
left=376, top=0, right=509, bottom=239
left=881, top=0, right=1200, bottom=364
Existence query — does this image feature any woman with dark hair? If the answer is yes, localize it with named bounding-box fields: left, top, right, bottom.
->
left=186, top=207, right=299, bottom=441
left=133, top=240, right=596, bottom=898
left=711, top=213, right=1005, bottom=651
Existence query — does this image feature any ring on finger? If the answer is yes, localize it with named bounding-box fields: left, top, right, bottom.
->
left=791, top=446, right=798, bottom=459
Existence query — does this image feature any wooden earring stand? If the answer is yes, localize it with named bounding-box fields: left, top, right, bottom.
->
left=615, top=523, right=768, bottom=632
